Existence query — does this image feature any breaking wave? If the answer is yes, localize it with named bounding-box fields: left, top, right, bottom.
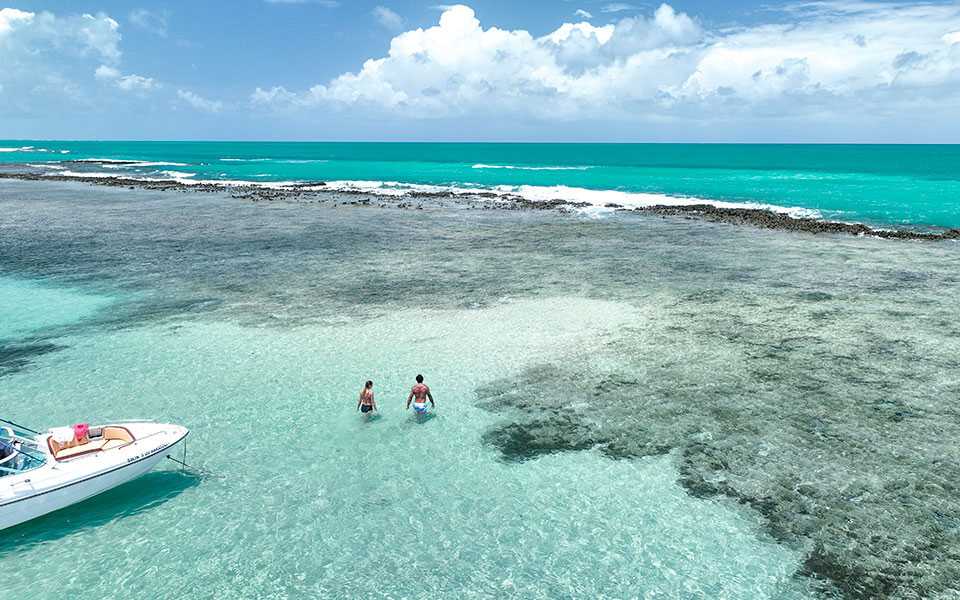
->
left=472, top=164, right=592, bottom=171
left=314, top=180, right=821, bottom=219
left=0, top=146, right=68, bottom=154
left=74, top=159, right=190, bottom=167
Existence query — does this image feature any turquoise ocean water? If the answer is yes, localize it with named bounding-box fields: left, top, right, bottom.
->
left=1, top=152, right=959, bottom=597
left=3, top=141, right=960, bottom=228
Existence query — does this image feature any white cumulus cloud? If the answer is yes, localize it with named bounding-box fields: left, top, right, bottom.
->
left=94, top=63, right=158, bottom=93
left=177, top=89, right=224, bottom=112
left=0, top=7, right=33, bottom=34
left=0, top=6, right=168, bottom=118
left=1, top=8, right=127, bottom=112
left=129, top=9, right=168, bottom=38
left=373, top=6, right=404, bottom=31
left=76, top=12, right=123, bottom=63
left=0, top=9, right=122, bottom=63
left=94, top=64, right=121, bottom=80
left=249, top=2, right=960, bottom=128
left=602, top=3, right=637, bottom=14
left=115, top=74, right=158, bottom=92
left=251, top=85, right=299, bottom=106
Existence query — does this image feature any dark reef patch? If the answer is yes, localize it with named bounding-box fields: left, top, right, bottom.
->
left=636, top=204, right=960, bottom=241
left=0, top=341, right=66, bottom=377
left=481, top=419, right=600, bottom=462
left=798, top=291, right=834, bottom=302
left=475, top=301, right=960, bottom=600
left=3, top=171, right=960, bottom=242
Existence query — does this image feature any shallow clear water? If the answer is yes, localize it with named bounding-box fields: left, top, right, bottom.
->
left=1, top=179, right=959, bottom=598
left=0, top=277, right=112, bottom=340
left=0, top=298, right=810, bottom=598
left=4, top=141, right=960, bottom=228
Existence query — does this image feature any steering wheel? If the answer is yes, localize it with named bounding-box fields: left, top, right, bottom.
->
left=0, top=427, right=19, bottom=466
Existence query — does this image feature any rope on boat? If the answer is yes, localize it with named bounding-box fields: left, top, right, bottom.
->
left=166, top=454, right=206, bottom=473
left=0, top=418, right=40, bottom=435
left=166, top=454, right=220, bottom=478
left=166, top=439, right=220, bottom=479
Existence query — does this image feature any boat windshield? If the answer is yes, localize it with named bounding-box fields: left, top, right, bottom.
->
left=0, top=425, right=46, bottom=476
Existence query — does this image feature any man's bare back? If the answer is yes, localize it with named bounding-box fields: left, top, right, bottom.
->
left=411, top=383, right=429, bottom=401
left=406, top=375, right=435, bottom=415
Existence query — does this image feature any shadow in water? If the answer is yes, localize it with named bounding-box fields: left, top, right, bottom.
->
left=0, top=468, right=201, bottom=554
left=412, top=412, right=438, bottom=424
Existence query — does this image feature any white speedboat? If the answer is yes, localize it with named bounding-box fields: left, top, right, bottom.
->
left=0, top=419, right=188, bottom=531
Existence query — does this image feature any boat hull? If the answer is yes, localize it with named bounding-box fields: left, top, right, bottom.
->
left=0, top=423, right=187, bottom=531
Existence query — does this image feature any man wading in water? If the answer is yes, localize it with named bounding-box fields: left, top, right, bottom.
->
left=358, top=380, right=377, bottom=420
left=406, top=374, right=435, bottom=418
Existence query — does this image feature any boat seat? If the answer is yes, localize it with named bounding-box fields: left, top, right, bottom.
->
left=48, top=426, right=136, bottom=461
left=101, top=438, right=129, bottom=451
left=55, top=439, right=109, bottom=460
left=101, top=426, right=135, bottom=442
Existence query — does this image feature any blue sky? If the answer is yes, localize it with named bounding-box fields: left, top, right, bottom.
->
left=3, top=1, right=960, bottom=141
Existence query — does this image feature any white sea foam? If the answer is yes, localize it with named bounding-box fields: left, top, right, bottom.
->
left=74, top=158, right=138, bottom=164
left=53, top=170, right=297, bottom=189
left=0, top=146, right=61, bottom=153
left=314, top=180, right=459, bottom=197
left=75, top=159, right=190, bottom=167
left=198, top=179, right=300, bottom=189
left=317, top=180, right=821, bottom=219
left=55, top=170, right=184, bottom=183
left=133, top=161, right=190, bottom=167
left=220, top=158, right=328, bottom=164
left=472, top=163, right=592, bottom=171
left=503, top=184, right=822, bottom=218
left=45, top=171, right=821, bottom=219
left=26, top=163, right=67, bottom=171
left=220, top=158, right=330, bottom=165
left=160, top=170, right=196, bottom=179
left=55, top=170, right=129, bottom=179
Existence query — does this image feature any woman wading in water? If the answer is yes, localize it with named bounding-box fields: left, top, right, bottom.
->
left=358, top=380, right=377, bottom=419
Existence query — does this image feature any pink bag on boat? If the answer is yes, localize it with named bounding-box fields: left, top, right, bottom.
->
left=73, top=423, right=90, bottom=441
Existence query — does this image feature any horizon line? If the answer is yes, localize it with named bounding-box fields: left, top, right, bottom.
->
left=4, top=139, right=960, bottom=145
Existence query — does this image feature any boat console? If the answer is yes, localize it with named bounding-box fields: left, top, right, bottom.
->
left=0, top=429, right=15, bottom=473
left=0, top=426, right=45, bottom=476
